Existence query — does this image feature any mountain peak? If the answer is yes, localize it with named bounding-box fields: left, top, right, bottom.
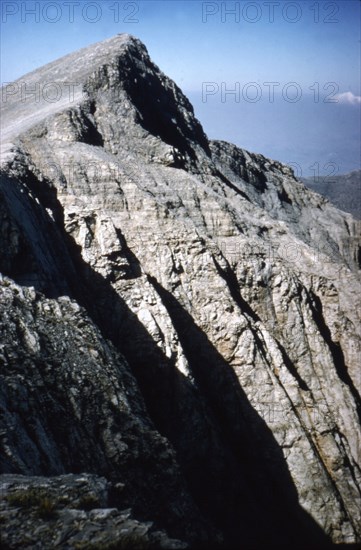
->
left=0, top=35, right=141, bottom=158
left=1, top=35, right=361, bottom=549
left=1, top=34, right=209, bottom=168
left=4, top=33, right=143, bottom=86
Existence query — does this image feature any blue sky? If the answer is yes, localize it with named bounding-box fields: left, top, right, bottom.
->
left=1, top=0, right=360, bottom=175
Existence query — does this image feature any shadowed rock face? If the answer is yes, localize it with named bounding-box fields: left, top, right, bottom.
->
left=0, top=34, right=360, bottom=549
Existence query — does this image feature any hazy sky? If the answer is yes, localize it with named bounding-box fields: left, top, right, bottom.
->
left=1, top=0, right=360, bottom=175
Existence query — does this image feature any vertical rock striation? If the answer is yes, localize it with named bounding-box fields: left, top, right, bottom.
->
left=1, top=34, right=360, bottom=548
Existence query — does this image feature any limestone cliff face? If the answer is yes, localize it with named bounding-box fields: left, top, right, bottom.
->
left=1, top=34, right=360, bottom=549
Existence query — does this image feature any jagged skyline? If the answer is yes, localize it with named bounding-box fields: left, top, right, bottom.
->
left=1, top=1, right=360, bottom=175
left=1, top=34, right=360, bottom=548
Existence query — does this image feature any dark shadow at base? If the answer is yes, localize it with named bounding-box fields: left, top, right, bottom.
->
left=145, top=275, right=331, bottom=549
left=1, top=169, right=345, bottom=549
left=308, top=290, right=361, bottom=422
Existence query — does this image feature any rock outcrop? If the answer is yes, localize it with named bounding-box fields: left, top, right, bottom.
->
left=1, top=34, right=360, bottom=549
left=0, top=473, right=187, bottom=549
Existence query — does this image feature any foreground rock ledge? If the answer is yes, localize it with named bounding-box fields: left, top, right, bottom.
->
left=0, top=473, right=187, bottom=549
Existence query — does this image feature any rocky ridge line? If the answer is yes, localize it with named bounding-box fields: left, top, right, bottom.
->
left=1, top=34, right=360, bottom=549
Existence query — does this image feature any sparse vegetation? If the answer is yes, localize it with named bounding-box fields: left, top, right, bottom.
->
left=6, top=488, right=57, bottom=519
left=6, top=488, right=45, bottom=508
left=36, top=496, right=57, bottom=519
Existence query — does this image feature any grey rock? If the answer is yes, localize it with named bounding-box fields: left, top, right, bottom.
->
left=0, top=473, right=188, bottom=549
left=0, top=34, right=360, bottom=548
left=0, top=276, right=212, bottom=546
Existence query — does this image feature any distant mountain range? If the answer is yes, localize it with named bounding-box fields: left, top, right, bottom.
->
left=301, top=170, right=361, bottom=219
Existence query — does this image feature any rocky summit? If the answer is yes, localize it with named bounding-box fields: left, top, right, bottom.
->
left=0, top=34, right=360, bottom=550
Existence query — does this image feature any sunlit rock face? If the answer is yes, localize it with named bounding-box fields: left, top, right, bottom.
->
left=1, top=34, right=360, bottom=549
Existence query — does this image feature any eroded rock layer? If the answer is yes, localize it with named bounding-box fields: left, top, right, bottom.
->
left=1, top=34, right=360, bottom=549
